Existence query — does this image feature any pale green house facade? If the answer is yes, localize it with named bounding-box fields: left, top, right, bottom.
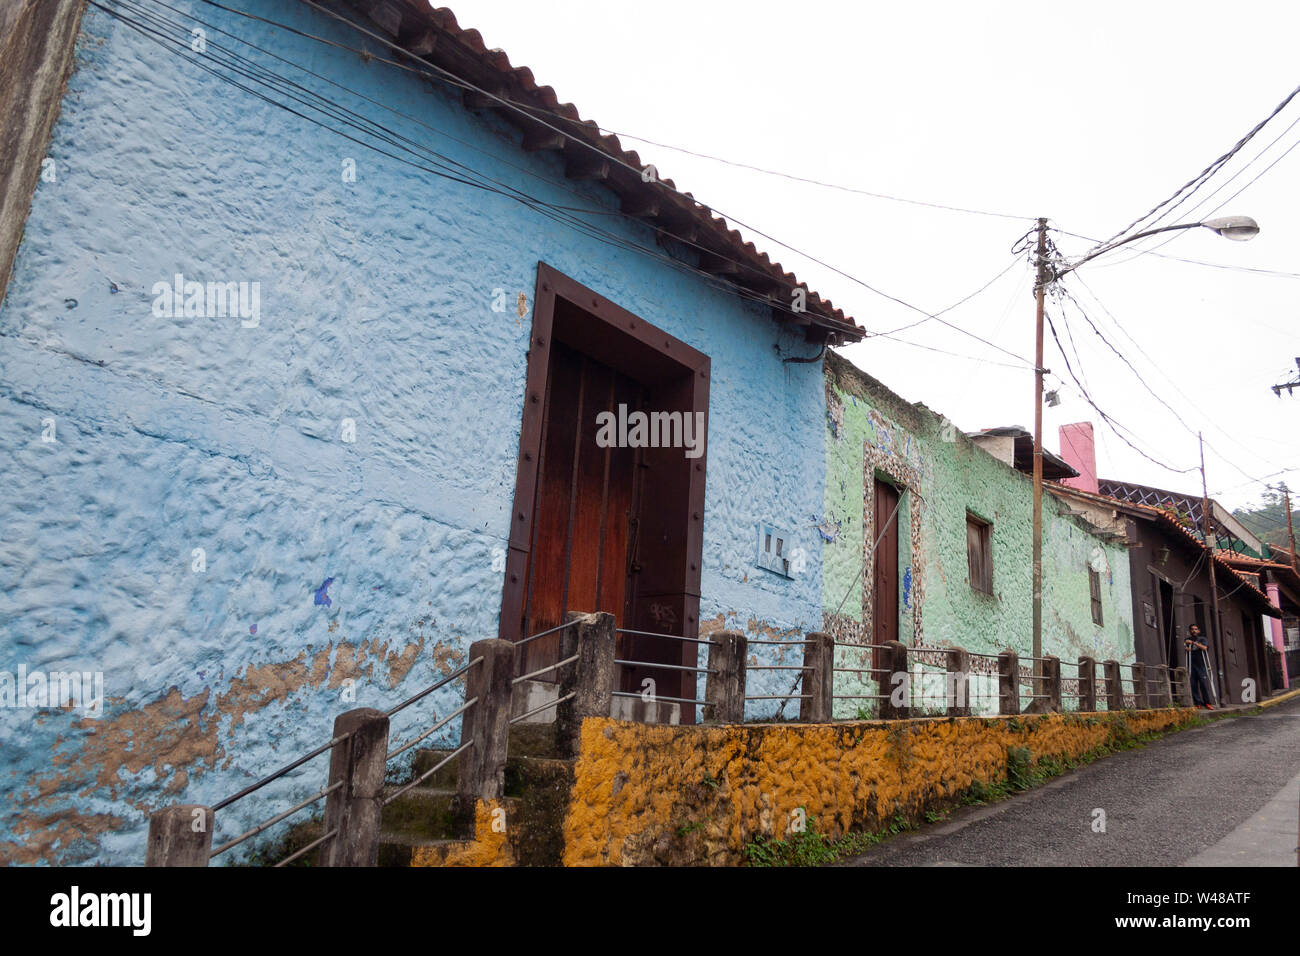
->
left=822, top=352, right=1135, bottom=716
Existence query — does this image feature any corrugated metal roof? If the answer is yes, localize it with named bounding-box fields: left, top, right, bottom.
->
left=336, top=0, right=863, bottom=342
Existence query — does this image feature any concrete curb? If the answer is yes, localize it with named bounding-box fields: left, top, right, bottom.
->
left=1255, top=686, right=1300, bottom=711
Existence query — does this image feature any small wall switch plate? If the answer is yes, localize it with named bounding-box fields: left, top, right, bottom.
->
left=755, top=524, right=793, bottom=578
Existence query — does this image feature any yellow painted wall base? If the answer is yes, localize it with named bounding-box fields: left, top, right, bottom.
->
left=409, top=799, right=513, bottom=867
left=561, top=709, right=1197, bottom=866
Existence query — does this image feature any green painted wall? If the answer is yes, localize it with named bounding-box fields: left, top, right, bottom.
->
left=822, top=353, right=1134, bottom=715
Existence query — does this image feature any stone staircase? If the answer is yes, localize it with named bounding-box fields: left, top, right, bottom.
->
left=266, top=721, right=576, bottom=867
left=254, top=669, right=678, bottom=867
left=377, top=722, right=575, bottom=866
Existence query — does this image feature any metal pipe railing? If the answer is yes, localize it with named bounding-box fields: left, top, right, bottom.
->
left=386, top=656, right=481, bottom=718
left=615, top=628, right=718, bottom=646
left=382, top=740, right=474, bottom=807
left=210, top=781, right=342, bottom=858
left=385, top=697, right=478, bottom=762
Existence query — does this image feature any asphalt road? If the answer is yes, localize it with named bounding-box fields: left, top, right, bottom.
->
left=840, top=695, right=1300, bottom=867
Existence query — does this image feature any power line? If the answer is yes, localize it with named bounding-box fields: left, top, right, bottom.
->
left=867, top=256, right=1023, bottom=337
left=92, top=0, right=846, bottom=331
left=1087, top=78, right=1300, bottom=253
left=286, top=0, right=1044, bottom=361
left=1044, top=302, right=1196, bottom=475
left=1050, top=226, right=1300, bottom=279
left=1106, top=111, right=1300, bottom=265
left=525, top=124, right=1039, bottom=222
left=174, top=0, right=1044, bottom=368
left=102, top=0, right=1037, bottom=373
left=1064, top=273, right=1293, bottom=486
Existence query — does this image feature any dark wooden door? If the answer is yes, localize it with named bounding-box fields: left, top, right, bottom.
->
left=520, top=341, right=641, bottom=675
left=873, top=480, right=900, bottom=646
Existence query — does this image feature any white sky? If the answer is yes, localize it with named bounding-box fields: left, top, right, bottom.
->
left=441, top=0, right=1299, bottom=512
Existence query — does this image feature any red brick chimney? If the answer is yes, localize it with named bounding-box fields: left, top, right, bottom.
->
left=1058, top=422, right=1098, bottom=494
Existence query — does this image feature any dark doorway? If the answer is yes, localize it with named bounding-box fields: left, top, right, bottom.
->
left=1157, top=577, right=1176, bottom=667
left=500, top=264, right=710, bottom=720
left=872, top=479, right=901, bottom=647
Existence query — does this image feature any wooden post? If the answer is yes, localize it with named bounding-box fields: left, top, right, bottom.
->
left=555, top=611, right=616, bottom=757
left=880, top=640, right=910, bottom=719
left=319, top=707, right=389, bottom=866
left=704, top=630, right=747, bottom=724
left=1031, top=218, right=1048, bottom=684
left=1156, top=665, right=1173, bottom=707
left=799, top=631, right=834, bottom=722
left=1132, top=662, right=1149, bottom=709
left=1043, top=655, right=1062, bottom=712
left=998, top=649, right=1020, bottom=716
left=946, top=647, right=970, bottom=717
left=1103, top=659, right=1124, bottom=710
left=1078, top=656, right=1097, bottom=712
left=457, top=638, right=516, bottom=812
left=145, top=804, right=214, bottom=866
left=1172, top=666, right=1194, bottom=708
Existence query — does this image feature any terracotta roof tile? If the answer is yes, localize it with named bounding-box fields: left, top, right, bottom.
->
left=341, top=0, right=862, bottom=341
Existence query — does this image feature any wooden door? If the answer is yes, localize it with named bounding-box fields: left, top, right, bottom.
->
left=519, top=341, right=641, bottom=675
left=873, top=480, right=901, bottom=646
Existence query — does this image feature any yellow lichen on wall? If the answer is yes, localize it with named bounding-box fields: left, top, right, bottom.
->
left=408, top=799, right=513, bottom=867
left=562, top=709, right=1196, bottom=866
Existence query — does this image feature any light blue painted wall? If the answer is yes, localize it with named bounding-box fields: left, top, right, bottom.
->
left=0, top=0, right=828, bottom=863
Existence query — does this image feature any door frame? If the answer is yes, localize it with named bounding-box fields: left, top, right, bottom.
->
left=498, top=262, right=710, bottom=648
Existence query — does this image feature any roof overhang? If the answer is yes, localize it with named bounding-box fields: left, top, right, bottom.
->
left=331, top=0, right=864, bottom=344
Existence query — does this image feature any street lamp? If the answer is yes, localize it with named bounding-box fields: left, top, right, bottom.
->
left=1054, top=216, right=1260, bottom=279
left=1028, top=215, right=1259, bottom=684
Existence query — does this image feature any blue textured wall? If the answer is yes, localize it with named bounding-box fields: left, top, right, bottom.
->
left=0, top=0, right=828, bottom=863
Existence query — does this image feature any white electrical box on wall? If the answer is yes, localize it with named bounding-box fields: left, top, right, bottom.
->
left=755, top=524, right=794, bottom=578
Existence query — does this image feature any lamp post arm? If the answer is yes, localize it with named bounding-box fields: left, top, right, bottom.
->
left=1056, top=222, right=1204, bottom=279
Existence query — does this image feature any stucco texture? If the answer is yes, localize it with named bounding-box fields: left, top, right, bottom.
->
left=0, top=0, right=826, bottom=863
left=562, top=708, right=1195, bottom=866
left=822, top=355, right=1134, bottom=716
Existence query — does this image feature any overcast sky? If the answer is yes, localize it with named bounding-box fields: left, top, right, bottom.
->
left=443, top=0, right=1299, bottom=513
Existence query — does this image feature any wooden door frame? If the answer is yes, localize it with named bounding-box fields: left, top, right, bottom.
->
left=871, top=476, right=902, bottom=648
left=498, top=262, right=710, bottom=646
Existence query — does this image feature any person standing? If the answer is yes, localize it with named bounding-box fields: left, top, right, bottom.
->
left=1185, top=624, right=1215, bottom=709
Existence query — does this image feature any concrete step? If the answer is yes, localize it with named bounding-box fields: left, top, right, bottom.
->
left=503, top=755, right=575, bottom=866
left=512, top=678, right=560, bottom=724
left=515, top=677, right=682, bottom=725
left=376, top=831, right=465, bottom=868
left=508, top=721, right=564, bottom=758
left=410, top=747, right=460, bottom=788
left=379, top=785, right=459, bottom=841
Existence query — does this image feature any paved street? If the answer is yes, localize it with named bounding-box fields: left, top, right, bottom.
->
left=841, top=696, right=1300, bottom=867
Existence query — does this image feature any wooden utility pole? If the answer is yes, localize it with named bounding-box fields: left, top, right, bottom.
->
left=1031, top=218, right=1048, bottom=678
left=1281, top=483, right=1298, bottom=574
left=1199, top=433, right=1225, bottom=703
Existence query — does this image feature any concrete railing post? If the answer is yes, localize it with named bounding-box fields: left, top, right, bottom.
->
left=556, top=611, right=616, bottom=758
left=799, top=631, right=834, bottom=723
left=319, top=707, right=389, bottom=866
left=946, top=647, right=970, bottom=717
left=880, top=640, right=910, bottom=720
left=146, top=805, right=214, bottom=866
left=704, top=630, right=747, bottom=724
left=1132, top=662, right=1148, bottom=710
left=1163, top=666, right=1176, bottom=707
left=1103, top=659, right=1124, bottom=711
left=457, top=638, right=516, bottom=822
left=1172, top=666, right=1193, bottom=708
left=998, top=649, right=1019, bottom=715
left=1078, top=656, right=1097, bottom=713
left=1043, top=655, right=1062, bottom=713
